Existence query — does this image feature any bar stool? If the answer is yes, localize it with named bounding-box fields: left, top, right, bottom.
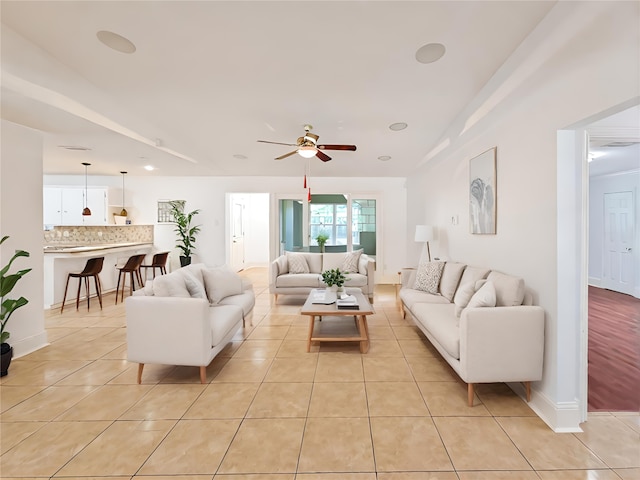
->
left=61, top=257, right=104, bottom=313
left=115, top=254, right=146, bottom=304
left=140, top=251, right=169, bottom=281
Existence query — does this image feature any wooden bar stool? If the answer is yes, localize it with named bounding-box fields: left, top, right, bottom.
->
left=61, top=257, right=104, bottom=313
left=115, top=254, right=146, bottom=304
left=140, top=251, right=169, bottom=280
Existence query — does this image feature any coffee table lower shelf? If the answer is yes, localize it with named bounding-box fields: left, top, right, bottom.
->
left=306, top=314, right=370, bottom=353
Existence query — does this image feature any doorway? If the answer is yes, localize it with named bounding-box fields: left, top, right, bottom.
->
left=227, top=193, right=270, bottom=271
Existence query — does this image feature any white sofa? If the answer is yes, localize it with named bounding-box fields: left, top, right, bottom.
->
left=126, top=263, right=254, bottom=383
left=270, top=250, right=375, bottom=301
left=399, top=261, right=544, bottom=406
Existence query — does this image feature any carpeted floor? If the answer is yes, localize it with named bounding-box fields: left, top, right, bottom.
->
left=588, top=286, right=640, bottom=412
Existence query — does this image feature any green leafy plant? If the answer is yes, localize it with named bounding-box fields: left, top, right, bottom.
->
left=169, top=200, right=201, bottom=260
left=0, top=236, right=31, bottom=345
left=315, top=232, right=329, bottom=248
left=321, top=268, right=347, bottom=288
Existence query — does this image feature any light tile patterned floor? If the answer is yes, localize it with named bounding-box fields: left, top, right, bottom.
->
left=1, top=267, right=638, bottom=479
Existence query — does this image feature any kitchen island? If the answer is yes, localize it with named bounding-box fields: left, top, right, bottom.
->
left=44, top=242, right=154, bottom=309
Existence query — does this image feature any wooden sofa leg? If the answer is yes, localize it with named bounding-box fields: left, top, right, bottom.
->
left=468, top=383, right=474, bottom=407
left=200, top=366, right=207, bottom=384
left=524, top=381, right=531, bottom=402
left=137, top=363, right=144, bottom=384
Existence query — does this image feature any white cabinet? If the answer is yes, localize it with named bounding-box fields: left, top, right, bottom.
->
left=44, top=187, right=107, bottom=226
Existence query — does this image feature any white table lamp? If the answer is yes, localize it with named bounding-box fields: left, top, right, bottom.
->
left=414, top=225, right=434, bottom=264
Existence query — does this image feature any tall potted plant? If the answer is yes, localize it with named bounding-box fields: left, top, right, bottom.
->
left=315, top=232, right=329, bottom=253
left=0, top=236, right=31, bottom=376
left=169, top=200, right=201, bottom=267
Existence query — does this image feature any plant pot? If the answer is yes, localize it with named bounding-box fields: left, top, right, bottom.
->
left=179, top=256, right=192, bottom=267
left=1, top=343, right=13, bottom=377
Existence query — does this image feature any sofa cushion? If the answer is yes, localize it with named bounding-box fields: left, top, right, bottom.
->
left=414, top=261, right=445, bottom=294
left=202, top=266, right=244, bottom=304
left=341, top=249, right=363, bottom=273
left=219, top=290, right=255, bottom=317
left=152, top=273, right=191, bottom=298
left=343, top=273, right=367, bottom=287
left=358, top=254, right=370, bottom=275
left=276, top=273, right=321, bottom=288
left=439, top=262, right=466, bottom=302
left=209, top=304, right=243, bottom=346
left=487, top=271, right=525, bottom=306
left=466, top=281, right=497, bottom=309
left=287, top=253, right=310, bottom=274
left=400, top=288, right=451, bottom=310
left=459, top=266, right=491, bottom=287
left=177, top=269, right=207, bottom=299
left=412, top=303, right=460, bottom=359
left=276, top=255, right=289, bottom=274
left=453, top=281, right=476, bottom=317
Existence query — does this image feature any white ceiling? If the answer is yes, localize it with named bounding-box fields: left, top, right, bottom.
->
left=4, top=0, right=630, bottom=179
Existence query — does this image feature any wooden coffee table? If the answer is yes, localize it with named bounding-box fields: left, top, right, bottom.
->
left=301, top=288, right=374, bottom=353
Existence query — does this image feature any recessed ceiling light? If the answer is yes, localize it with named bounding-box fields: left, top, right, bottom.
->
left=378, top=155, right=392, bottom=161
left=233, top=154, right=248, bottom=160
left=144, top=165, right=155, bottom=171
left=59, top=145, right=92, bottom=151
left=415, top=43, right=446, bottom=64
left=389, top=123, right=408, bottom=131
left=96, top=30, right=136, bottom=54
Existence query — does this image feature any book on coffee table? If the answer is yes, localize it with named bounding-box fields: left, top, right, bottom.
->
left=336, top=295, right=359, bottom=309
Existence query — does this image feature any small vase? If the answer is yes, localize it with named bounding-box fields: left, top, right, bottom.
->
left=328, top=285, right=338, bottom=293
left=336, top=286, right=345, bottom=295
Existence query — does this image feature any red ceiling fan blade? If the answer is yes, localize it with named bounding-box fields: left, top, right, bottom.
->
left=316, top=150, right=332, bottom=162
left=257, top=140, right=298, bottom=147
left=275, top=150, right=297, bottom=160
left=317, top=144, right=357, bottom=151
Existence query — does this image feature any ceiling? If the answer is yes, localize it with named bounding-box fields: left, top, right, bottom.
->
left=3, top=0, right=625, bottom=179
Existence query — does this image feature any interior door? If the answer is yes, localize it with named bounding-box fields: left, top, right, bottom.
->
left=230, top=201, right=245, bottom=271
left=602, top=191, right=635, bottom=295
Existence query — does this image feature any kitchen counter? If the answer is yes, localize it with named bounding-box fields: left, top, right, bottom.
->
left=43, top=242, right=152, bottom=254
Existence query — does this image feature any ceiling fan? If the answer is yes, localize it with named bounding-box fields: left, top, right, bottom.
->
left=257, top=124, right=356, bottom=162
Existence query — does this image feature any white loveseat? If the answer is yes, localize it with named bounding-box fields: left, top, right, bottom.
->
left=270, top=250, right=375, bottom=301
left=126, top=263, right=254, bottom=383
left=399, top=261, right=545, bottom=406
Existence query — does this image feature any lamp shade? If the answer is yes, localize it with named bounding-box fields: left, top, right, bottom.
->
left=414, top=225, right=433, bottom=242
left=298, top=146, right=317, bottom=158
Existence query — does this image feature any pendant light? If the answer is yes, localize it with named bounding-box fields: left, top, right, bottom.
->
left=82, top=162, right=91, bottom=216
left=120, top=171, right=128, bottom=216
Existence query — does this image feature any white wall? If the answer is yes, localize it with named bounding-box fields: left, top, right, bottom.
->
left=43, top=175, right=408, bottom=283
left=1, top=120, right=48, bottom=357
left=589, top=170, right=640, bottom=296
left=406, top=1, right=639, bottom=431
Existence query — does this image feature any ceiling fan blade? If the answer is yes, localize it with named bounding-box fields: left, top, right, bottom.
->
left=257, top=140, right=298, bottom=147
left=317, top=144, right=357, bottom=151
left=316, top=150, right=332, bottom=162
left=275, top=150, right=297, bottom=160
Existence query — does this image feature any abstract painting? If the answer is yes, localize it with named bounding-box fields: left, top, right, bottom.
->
left=469, top=147, right=496, bottom=234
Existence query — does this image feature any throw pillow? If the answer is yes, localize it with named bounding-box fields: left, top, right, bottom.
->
left=453, top=282, right=476, bottom=317
left=413, top=261, right=445, bottom=294
left=202, top=266, right=244, bottom=304
left=286, top=253, right=309, bottom=274
left=466, top=281, right=496, bottom=309
left=179, top=269, right=207, bottom=299
left=341, top=249, right=363, bottom=273
left=152, top=273, right=191, bottom=298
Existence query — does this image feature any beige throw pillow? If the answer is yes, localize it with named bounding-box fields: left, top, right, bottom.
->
left=466, top=281, right=496, bottom=309
left=341, top=249, right=363, bottom=273
left=202, top=266, right=244, bottom=304
left=152, top=273, right=191, bottom=298
left=413, top=261, right=445, bottom=294
left=286, top=253, right=310, bottom=274
left=453, top=282, right=476, bottom=317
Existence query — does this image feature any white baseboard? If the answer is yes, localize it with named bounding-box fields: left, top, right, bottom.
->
left=509, top=382, right=583, bottom=432
left=588, top=277, right=602, bottom=288
left=12, top=331, right=49, bottom=359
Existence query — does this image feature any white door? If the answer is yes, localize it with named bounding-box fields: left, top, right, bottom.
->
left=230, top=201, right=245, bottom=271
left=61, top=188, right=84, bottom=225
left=603, top=191, right=635, bottom=295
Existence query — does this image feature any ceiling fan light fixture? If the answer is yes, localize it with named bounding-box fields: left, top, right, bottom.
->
left=298, top=146, right=317, bottom=158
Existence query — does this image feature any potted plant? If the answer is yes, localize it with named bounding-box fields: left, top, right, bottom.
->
left=315, top=232, right=329, bottom=252
left=0, top=236, right=31, bottom=377
left=169, top=200, right=201, bottom=267
left=321, top=267, right=347, bottom=294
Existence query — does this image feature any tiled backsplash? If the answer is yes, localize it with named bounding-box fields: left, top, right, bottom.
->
left=44, top=225, right=154, bottom=245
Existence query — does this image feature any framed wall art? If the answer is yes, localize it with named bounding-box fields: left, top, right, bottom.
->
left=469, top=147, right=497, bottom=234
